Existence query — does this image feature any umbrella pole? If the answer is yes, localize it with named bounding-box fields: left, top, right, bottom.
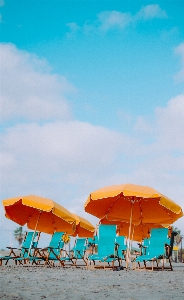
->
left=28, top=210, right=41, bottom=256
left=130, top=225, right=135, bottom=251
left=126, top=201, right=134, bottom=269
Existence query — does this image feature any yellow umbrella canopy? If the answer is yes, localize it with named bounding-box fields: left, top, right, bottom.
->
left=84, top=183, right=183, bottom=225
left=71, top=213, right=95, bottom=238
left=3, top=195, right=76, bottom=235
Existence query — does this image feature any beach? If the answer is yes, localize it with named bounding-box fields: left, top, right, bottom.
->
left=0, top=262, right=184, bottom=300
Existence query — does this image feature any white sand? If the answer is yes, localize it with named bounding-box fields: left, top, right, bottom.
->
left=0, top=261, right=184, bottom=300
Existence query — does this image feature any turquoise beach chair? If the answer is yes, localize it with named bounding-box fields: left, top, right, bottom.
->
left=14, top=231, right=41, bottom=265
left=0, top=231, right=40, bottom=266
left=38, top=231, right=66, bottom=266
left=71, top=238, right=87, bottom=265
left=17, top=231, right=65, bottom=266
left=87, top=224, right=117, bottom=269
left=135, top=228, right=172, bottom=270
left=55, top=237, right=87, bottom=267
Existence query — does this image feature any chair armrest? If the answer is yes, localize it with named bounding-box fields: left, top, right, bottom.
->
left=6, top=247, right=18, bottom=250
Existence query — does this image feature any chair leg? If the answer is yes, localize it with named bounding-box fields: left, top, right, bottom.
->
left=5, top=260, right=9, bottom=266
left=143, top=260, right=146, bottom=269
left=162, top=256, right=164, bottom=270
left=169, top=257, right=173, bottom=271
left=112, top=260, right=114, bottom=269
left=156, top=260, right=159, bottom=270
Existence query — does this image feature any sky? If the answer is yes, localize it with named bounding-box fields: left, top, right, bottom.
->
left=0, top=0, right=184, bottom=248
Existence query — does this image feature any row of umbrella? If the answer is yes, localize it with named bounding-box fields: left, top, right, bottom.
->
left=2, top=195, right=95, bottom=238
left=2, top=184, right=184, bottom=243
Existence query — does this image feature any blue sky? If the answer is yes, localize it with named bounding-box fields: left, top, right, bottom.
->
left=0, top=0, right=184, bottom=248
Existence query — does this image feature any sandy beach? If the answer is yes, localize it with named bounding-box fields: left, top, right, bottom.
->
left=0, top=261, right=183, bottom=300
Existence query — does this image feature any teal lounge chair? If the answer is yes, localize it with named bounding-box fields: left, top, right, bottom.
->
left=54, top=237, right=87, bottom=267
left=135, top=228, right=172, bottom=270
left=87, top=224, right=117, bottom=269
left=44, top=238, right=66, bottom=267
left=0, top=231, right=40, bottom=266
left=16, top=231, right=65, bottom=266
left=71, top=238, right=87, bottom=266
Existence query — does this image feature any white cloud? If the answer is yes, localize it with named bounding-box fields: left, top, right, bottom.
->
left=174, top=42, right=184, bottom=82
left=97, top=5, right=167, bottom=32
left=0, top=119, right=135, bottom=202
left=155, top=94, right=184, bottom=151
left=97, top=11, right=132, bottom=31
left=136, top=4, right=168, bottom=20
left=0, top=0, right=4, bottom=8
left=66, top=4, right=167, bottom=35
left=134, top=116, right=152, bottom=133
left=1, top=121, right=125, bottom=167
left=0, top=43, right=73, bottom=123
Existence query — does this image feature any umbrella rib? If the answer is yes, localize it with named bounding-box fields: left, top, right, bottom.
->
left=103, top=193, right=123, bottom=219
left=138, top=199, right=143, bottom=222
left=52, top=209, right=57, bottom=233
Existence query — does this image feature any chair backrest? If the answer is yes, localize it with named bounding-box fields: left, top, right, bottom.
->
left=87, top=236, right=98, bottom=246
left=22, top=232, right=39, bottom=248
left=141, top=238, right=150, bottom=255
left=143, top=238, right=150, bottom=247
left=147, top=228, right=169, bottom=257
left=98, top=225, right=116, bottom=257
left=150, top=228, right=169, bottom=242
left=73, top=238, right=87, bottom=257
left=21, top=231, right=40, bottom=257
left=47, top=232, right=65, bottom=259
left=49, top=232, right=64, bottom=248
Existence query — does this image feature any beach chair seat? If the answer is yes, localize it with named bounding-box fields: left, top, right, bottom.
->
left=0, top=231, right=40, bottom=266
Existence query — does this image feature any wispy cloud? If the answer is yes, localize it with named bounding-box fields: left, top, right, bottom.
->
left=135, top=4, right=168, bottom=20
left=0, top=0, right=4, bottom=23
left=174, top=42, right=184, bottom=82
left=97, top=11, right=132, bottom=31
left=67, top=4, right=168, bottom=35
left=155, top=94, right=184, bottom=151
left=0, top=43, right=74, bottom=124
left=0, top=0, right=5, bottom=8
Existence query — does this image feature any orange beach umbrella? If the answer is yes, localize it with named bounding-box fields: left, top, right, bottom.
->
left=85, top=183, right=183, bottom=267
left=71, top=214, right=95, bottom=238
left=84, top=183, right=183, bottom=226
left=3, top=195, right=76, bottom=235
